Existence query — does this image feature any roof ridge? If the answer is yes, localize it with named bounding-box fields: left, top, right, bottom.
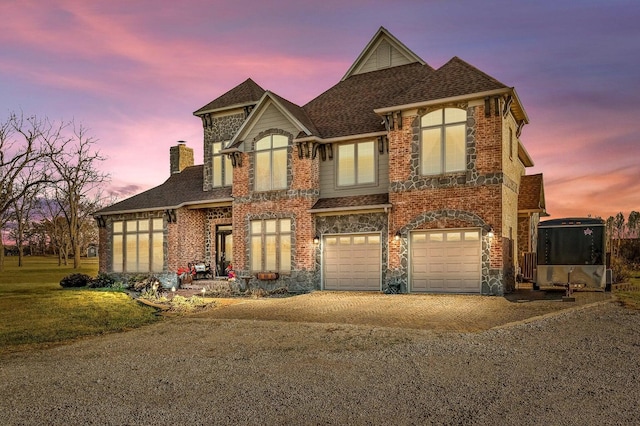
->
left=193, top=78, right=266, bottom=115
left=437, top=56, right=508, bottom=87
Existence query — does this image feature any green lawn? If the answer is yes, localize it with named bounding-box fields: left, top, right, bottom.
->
left=616, top=274, right=640, bottom=310
left=0, top=256, right=159, bottom=355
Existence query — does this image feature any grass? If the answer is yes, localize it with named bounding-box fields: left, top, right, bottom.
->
left=0, top=256, right=159, bottom=355
left=615, top=273, right=640, bottom=310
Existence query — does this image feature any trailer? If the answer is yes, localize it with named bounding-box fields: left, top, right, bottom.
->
left=534, top=218, right=607, bottom=291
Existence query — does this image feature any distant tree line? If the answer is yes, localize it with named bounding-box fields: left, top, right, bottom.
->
left=605, top=211, right=640, bottom=280
left=0, top=111, right=110, bottom=272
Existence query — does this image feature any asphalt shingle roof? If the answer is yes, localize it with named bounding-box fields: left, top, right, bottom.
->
left=95, top=165, right=231, bottom=214
left=310, top=193, right=390, bottom=211
left=383, top=57, right=508, bottom=109
left=302, top=57, right=508, bottom=139
left=193, top=78, right=265, bottom=115
left=303, top=63, right=432, bottom=139
left=518, top=173, right=545, bottom=212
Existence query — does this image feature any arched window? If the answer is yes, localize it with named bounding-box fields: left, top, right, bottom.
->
left=420, top=108, right=466, bottom=175
left=255, top=134, right=288, bottom=191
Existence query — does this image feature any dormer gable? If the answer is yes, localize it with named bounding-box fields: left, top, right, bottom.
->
left=341, top=26, right=429, bottom=81
left=227, top=91, right=315, bottom=150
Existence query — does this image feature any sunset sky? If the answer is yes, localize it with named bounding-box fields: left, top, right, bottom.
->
left=1, top=0, right=638, bottom=220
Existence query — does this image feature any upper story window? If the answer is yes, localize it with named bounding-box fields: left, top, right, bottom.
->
left=255, top=134, right=288, bottom=191
left=337, top=140, right=375, bottom=187
left=420, top=108, right=467, bottom=175
left=212, top=141, right=233, bottom=187
left=112, top=218, right=163, bottom=273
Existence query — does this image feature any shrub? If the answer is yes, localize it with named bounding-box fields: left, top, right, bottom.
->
left=59, top=273, right=92, bottom=288
left=131, top=275, right=161, bottom=292
left=88, top=272, right=117, bottom=289
left=611, top=257, right=631, bottom=283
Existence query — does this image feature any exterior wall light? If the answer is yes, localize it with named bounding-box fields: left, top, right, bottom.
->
left=313, top=235, right=320, bottom=245
left=484, top=224, right=495, bottom=238
left=394, top=231, right=401, bottom=241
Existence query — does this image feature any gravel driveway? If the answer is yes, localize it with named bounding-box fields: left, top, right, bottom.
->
left=1, top=293, right=638, bottom=425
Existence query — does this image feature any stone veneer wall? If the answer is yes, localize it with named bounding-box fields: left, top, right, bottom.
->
left=202, top=112, right=246, bottom=191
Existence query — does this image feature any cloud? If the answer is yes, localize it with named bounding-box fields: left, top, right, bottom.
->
left=545, top=165, right=640, bottom=219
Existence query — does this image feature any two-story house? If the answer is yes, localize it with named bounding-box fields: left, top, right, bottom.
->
left=94, top=27, right=546, bottom=295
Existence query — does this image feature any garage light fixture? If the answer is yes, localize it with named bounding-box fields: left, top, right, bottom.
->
left=394, top=231, right=401, bottom=241
left=313, top=235, right=320, bottom=245
left=484, top=224, right=495, bottom=238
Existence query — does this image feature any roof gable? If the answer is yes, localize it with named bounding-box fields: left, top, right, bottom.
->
left=193, top=78, right=265, bottom=115
left=229, top=91, right=315, bottom=148
left=342, top=26, right=428, bottom=81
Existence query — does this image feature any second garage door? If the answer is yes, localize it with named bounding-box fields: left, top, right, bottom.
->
left=323, top=234, right=381, bottom=291
left=410, top=229, right=481, bottom=293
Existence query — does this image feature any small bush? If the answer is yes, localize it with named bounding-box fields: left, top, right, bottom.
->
left=611, top=257, right=631, bottom=283
left=60, top=273, right=92, bottom=288
left=131, top=275, right=161, bottom=292
left=88, top=272, right=117, bottom=289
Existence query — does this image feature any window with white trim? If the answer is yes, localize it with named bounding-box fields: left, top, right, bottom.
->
left=420, top=108, right=467, bottom=175
left=255, top=134, right=288, bottom=191
left=212, top=141, right=233, bottom=187
left=112, top=218, right=164, bottom=273
left=250, top=218, right=291, bottom=273
left=337, top=140, right=375, bottom=186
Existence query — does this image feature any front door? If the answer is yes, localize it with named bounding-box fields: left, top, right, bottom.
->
left=215, top=225, right=233, bottom=277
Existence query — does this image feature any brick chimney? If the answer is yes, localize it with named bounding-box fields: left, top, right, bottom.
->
left=169, top=141, right=194, bottom=174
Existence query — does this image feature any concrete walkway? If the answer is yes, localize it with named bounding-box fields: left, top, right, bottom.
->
left=193, top=289, right=614, bottom=332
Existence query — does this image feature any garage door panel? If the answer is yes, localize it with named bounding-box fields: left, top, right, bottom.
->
left=429, top=263, right=445, bottom=273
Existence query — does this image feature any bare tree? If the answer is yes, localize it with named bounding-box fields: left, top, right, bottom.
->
left=0, top=207, right=11, bottom=264
left=8, top=175, right=42, bottom=266
left=0, top=112, right=54, bottom=271
left=38, top=194, right=71, bottom=265
left=44, top=122, right=109, bottom=269
left=627, top=211, right=640, bottom=239
left=614, top=212, right=625, bottom=257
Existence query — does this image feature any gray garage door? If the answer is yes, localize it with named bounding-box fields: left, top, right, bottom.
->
left=410, top=229, right=481, bottom=293
left=323, top=234, right=381, bottom=291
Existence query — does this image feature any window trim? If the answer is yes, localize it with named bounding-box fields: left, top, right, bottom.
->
left=419, top=108, right=467, bottom=176
left=335, top=140, right=378, bottom=188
